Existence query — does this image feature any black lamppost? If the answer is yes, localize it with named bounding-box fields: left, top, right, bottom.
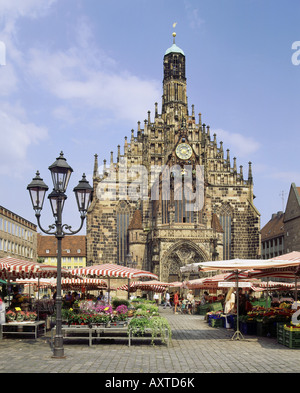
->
left=27, top=152, right=93, bottom=358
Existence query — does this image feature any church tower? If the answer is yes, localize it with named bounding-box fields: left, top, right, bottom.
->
left=162, top=32, right=188, bottom=123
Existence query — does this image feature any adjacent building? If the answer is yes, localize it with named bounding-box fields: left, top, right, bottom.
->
left=0, top=205, right=37, bottom=261
left=86, top=32, right=261, bottom=281
left=283, top=183, right=300, bottom=253
left=37, top=234, right=87, bottom=270
left=261, top=211, right=284, bottom=259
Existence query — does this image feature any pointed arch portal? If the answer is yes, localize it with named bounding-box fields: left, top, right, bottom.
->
left=160, top=241, right=208, bottom=282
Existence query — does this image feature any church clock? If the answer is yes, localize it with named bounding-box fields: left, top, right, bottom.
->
left=175, top=143, right=192, bottom=160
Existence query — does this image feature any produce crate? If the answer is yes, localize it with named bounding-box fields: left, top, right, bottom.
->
left=256, top=320, right=270, bottom=337
left=209, top=302, right=223, bottom=312
left=283, top=326, right=300, bottom=349
left=226, top=314, right=236, bottom=329
left=277, top=322, right=285, bottom=344
left=251, top=298, right=271, bottom=308
left=209, top=318, right=223, bottom=328
left=197, top=304, right=211, bottom=315
left=240, top=321, right=257, bottom=335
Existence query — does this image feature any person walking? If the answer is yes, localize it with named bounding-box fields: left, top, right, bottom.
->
left=187, top=290, right=194, bottom=314
left=164, top=291, right=171, bottom=308
left=173, top=291, right=179, bottom=314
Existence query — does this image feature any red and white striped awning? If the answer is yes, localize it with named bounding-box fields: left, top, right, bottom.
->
left=185, top=273, right=229, bottom=289
left=256, top=281, right=296, bottom=289
left=16, top=278, right=54, bottom=288
left=169, top=281, right=185, bottom=288
left=61, top=278, right=107, bottom=290
left=72, top=263, right=158, bottom=280
left=15, top=277, right=108, bottom=291
left=117, top=281, right=167, bottom=293
left=0, top=257, right=73, bottom=280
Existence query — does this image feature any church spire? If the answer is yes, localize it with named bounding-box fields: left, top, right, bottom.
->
left=162, top=25, right=188, bottom=120
left=93, top=154, right=98, bottom=179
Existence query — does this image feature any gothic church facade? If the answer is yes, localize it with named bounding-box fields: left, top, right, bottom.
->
left=86, top=34, right=261, bottom=281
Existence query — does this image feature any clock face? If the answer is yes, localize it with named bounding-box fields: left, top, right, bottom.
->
left=175, top=143, right=192, bottom=160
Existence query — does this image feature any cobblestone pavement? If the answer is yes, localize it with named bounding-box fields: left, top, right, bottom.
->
left=0, top=307, right=299, bottom=374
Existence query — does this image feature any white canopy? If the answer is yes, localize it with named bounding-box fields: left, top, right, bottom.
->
left=181, top=254, right=300, bottom=273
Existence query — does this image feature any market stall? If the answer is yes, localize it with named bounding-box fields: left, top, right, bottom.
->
left=71, top=264, right=159, bottom=302
left=184, top=255, right=300, bottom=340
left=0, top=256, right=74, bottom=335
left=117, top=280, right=173, bottom=294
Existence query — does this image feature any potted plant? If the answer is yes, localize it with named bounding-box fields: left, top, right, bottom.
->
left=128, top=315, right=172, bottom=345
left=6, top=310, right=16, bottom=322
left=15, top=308, right=25, bottom=322
left=29, top=311, right=37, bottom=321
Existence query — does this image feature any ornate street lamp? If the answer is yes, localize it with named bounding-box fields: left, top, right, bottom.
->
left=27, top=152, right=93, bottom=358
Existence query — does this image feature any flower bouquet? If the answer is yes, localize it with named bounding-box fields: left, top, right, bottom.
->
left=6, top=310, right=16, bottom=322
left=14, top=307, right=25, bottom=322
left=29, top=311, right=37, bottom=321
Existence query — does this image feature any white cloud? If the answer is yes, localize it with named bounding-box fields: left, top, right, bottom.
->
left=184, top=1, right=205, bottom=29
left=0, top=104, right=48, bottom=176
left=0, top=63, right=18, bottom=95
left=269, top=171, right=300, bottom=185
left=212, top=128, right=261, bottom=158
left=25, top=39, right=161, bottom=125
left=0, top=0, right=56, bottom=21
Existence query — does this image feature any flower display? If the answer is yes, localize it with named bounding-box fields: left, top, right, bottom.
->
left=6, top=310, right=16, bottom=321
left=116, top=305, right=128, bottom=314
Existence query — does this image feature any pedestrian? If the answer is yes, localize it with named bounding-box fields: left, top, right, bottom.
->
left=173, top=291, right=179, bottom=314
left=224, top=287, right=236, bottom=328
left=224, top=288, right=235, bottom=314
left=154, top=292, right=159, bottom=305
left=200, top=291, right=209, bottom=305
left=164, top=291, right=171, bottom=308
left=187, top=290, right=194, bottom=314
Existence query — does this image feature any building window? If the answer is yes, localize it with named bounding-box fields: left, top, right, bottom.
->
left=117, top=202, right=130, bottom=265
left=219, top=205, right=232, bottom=260
left=174, top=178, right=194, bottom=224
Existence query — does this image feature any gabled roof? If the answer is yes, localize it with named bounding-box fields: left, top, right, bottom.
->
left=261, top=212, right=284, bottom=241
left=283, top=183, right=300, bottom=223
left=37, top=234, right=86, bottom=257
left=211, top=213, right=224, bottom=233
left=128, top=210, right=143, bottom=230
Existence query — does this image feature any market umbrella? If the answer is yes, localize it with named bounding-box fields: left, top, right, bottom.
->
left=168, top=281, right=185, bottom=288
left=247, top=252, right=300, bottom=301
left=117, top=280, right=172, bottom=293
left=71, top=264, right=158, bottom=303
left=196, top=259, right=274, bottom=340
left=0, top=257, right=74, bottom=280
left=196, top=256, right=300, bottom=339
left=0, top=256, right=74, bottom=310
left=117, top=282, right=166, bottom=293
left=72, top=264, right=158, bottom=279
left=60, top=278, right=108, bottom=291
left=185, top=273, right=232, bottom=289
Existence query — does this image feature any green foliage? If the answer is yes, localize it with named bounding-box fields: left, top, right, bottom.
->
left=111, top=298, right=130, bottom=309
left=133, top=303, right=159, bottom=314
left=128, top=316, right=172, bottom=345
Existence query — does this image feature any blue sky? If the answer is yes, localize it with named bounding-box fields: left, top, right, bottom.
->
left=0, top=0, right=300, bottom=235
